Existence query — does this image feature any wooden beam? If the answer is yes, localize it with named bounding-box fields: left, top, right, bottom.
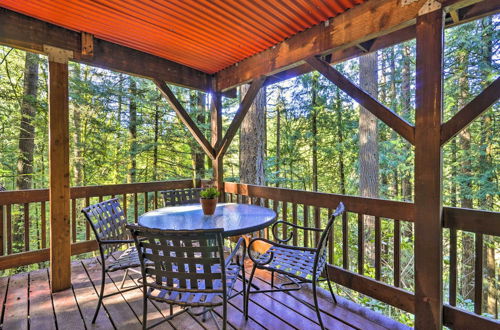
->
left=414, top=4, right=444, bottom=329
left=210, top=91, right=224, bottom=197
left=306, top=56, right=415, bottom=144
left=0, top=8, right=212, bottom=92
left=47, top=49, right=71, bottom=292
left=441, top=77, right=500, bottom=145
left=216, top=76, right=266, bottom=158
left=443, top=207, right=500, bottom=236
left=443, top=304, right=500, bottom=329
left=216, top=0, right=497, bottom=91
left=154, top=79, right=216, bottom=160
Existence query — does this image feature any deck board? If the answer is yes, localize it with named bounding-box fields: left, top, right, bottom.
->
left=29, top=269, right=57, bottom=329
left=0, top=255, right=407, bottom=330
left=3, top=273, right=28, bottom=330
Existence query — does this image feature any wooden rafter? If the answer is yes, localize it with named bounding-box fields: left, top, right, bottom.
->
left=306, top=56, right=416, bottom=144
left=216, top=0, right=497, bottom=91
left=0, top=8, right=212, bottom=92
left=441, top=77, right=500, bottom=145
left=215, top=76, right=266, bottom=158
left=154, top=79, right=216, bottom=160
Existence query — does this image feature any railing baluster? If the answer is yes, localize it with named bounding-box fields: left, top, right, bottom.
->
left=282, top=202, right=287, bottom=240
left=24, top=203, right=30, bottom=251
left=0, top=205, right=4, bottom=255
left=41, top=201, right=47, bottom=249
left=375, top=216, right=381, bottom=281
left=342, top=211, right=348, bottom=269
left=328, top=208, right=334, bottom=265
left=134, top=193, right=138, bottom=222
left=474, top=233, right=483, bottom=314
left=358, top=213, right=364, bottom=275
left=303, top=205, right=309, bottom=248
left=71, top=199, right=77, bottom=243
left=394, top=219, right=401, bottom=287
left=99, top=195, right=103, bottom=203
left=292, top=203, right=298, bottom=246
left=7, top=204, right=12, bottom=254
left=314, top=207, right=321, bottom=245
left=154, top=191, right=158, bottom=209
left=123, top=193, right=128, bottom=220
left=264, top=199, right=270, bottom=239
left=144, top=192, right=149, bottom=212
left=85, top=197, right=90, bottom=241
left=449, top=228, right=457, bottom=306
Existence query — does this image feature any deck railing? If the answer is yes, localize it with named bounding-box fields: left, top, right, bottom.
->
left=0, top=180, right=498, bottom=328
left=224, top=182, right=500, bottom=329
left=0, top=179, right=196, bottom=270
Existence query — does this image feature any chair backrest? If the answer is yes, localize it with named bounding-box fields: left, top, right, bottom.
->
left=127, top=225, right=227, bottom=295
left=160, top=188, right=203, bottom=207
left=81, top=198, right=128, bottom=254
left=313, top=202, right=345, bottom=278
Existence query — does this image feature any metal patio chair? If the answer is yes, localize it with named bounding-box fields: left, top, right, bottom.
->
left=127, top=225, right=246, bottom=330
left=82, top=198, right=146, bottom=323
left=245, top=202, right=345, bottom=330
left=160, top=188, right=203, bottom=206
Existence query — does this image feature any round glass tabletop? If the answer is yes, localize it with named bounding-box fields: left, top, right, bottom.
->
left=138, top=203, right=277, bottom=237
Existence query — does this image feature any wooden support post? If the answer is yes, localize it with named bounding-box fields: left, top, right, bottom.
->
left=211, top=91, right=224, bottom=199
left=414, top=3, right=444, bottom=329
left=46, top=45, right=72, bottom=292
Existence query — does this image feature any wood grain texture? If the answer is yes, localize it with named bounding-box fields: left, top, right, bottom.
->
left=48, top=60, right=71, bottom=292
left=414, top=7, right=444, bottom=330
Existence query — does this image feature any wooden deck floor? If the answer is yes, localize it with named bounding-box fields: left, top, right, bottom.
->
left=0, top=257, right=405, bottom=330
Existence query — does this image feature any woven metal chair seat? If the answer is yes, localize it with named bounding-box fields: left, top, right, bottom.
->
left=146, top=263, right=240, bottom=307
left=106, top=247, right=153, bottom=272
left=255, top=245, right=327, bottom=281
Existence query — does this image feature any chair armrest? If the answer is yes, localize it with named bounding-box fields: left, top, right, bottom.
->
left=272, top=220, right=323, bottom=243
left=225, top=237, right=246, bottom=268
left=247, top=237, right=316, bottom=266
left=100, top=239, right=134, bottom=245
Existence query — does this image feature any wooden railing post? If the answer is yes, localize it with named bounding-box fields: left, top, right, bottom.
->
left=46, top=46, right=72, bottom=292
left=211, top=90, right=224, bottom=199
left=414, top=2, right=444, bottom=329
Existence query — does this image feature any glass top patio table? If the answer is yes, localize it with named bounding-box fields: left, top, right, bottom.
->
left=138, top=203, right=277, bottom=237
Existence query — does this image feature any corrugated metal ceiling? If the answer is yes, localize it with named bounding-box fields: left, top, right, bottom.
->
left=0, top=0, right=365, bottom=74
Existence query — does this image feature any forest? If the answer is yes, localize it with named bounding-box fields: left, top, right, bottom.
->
left=0, top=15, right=498, bottom=326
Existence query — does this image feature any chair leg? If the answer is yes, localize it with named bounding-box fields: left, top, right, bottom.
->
left=325, top=266, right=338, bottom=304
left=120, top=269, right=130, bottom=289
left=92, top=267, right=106, bottom=323
left=245, top=264, right=257, bottom=320
left=312, top=278, right=325, bottom=330
left=142, top=292, right=148, bottom=330
left=270, top=270, right=274, bottom=288
left=241, top=260, right=247, bottom=316
left=222, top=299, right=227, bottom=330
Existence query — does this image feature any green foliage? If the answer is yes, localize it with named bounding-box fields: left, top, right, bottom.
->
left=200, top=187, right=220, bottom=199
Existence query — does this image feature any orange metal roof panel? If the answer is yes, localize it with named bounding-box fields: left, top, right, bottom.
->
left=0, top=0, right=366, bottom=74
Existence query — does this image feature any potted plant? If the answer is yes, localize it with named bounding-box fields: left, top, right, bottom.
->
left=200, top=187, right=220, bottom=215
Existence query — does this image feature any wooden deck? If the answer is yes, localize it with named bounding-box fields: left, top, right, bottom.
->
left=0, top=257, right=408, bottom=330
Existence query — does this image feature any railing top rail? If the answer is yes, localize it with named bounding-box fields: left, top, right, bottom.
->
left=224, top=182, right=415, bottom=221
left=0, top=179, right=195, bottom=205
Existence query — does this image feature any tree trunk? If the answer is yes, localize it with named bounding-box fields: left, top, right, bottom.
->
left=311, top=73, right=319, bottom=192
left=128, top=78, right=137, bottom=183
left=188, top=91, right=206, bottom=180
left=17, top=52, right=39, bottom=190
left=153, top=100, right=160, bottom=181
left=275, top=87, right=283, bottom=187
left=239, top=84, right=266, bottom=186
left=334, top=88, right=346, bottom=195
left=456, top=51, right=474, bottom=301
left=401, top=44, right=413, bottom=201
left=359, top=52, right=379, bottom=266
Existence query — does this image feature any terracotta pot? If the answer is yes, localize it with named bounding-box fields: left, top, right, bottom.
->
left=200, top=197, right=217, bottom=215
